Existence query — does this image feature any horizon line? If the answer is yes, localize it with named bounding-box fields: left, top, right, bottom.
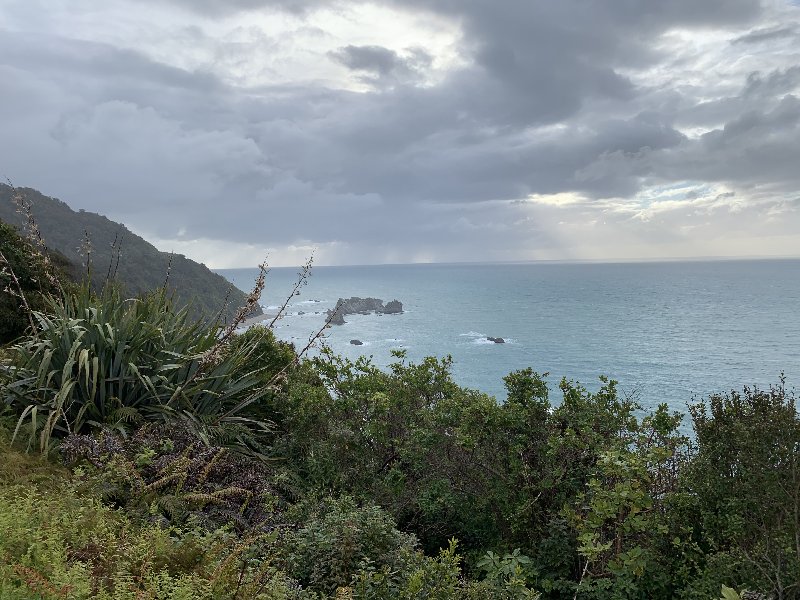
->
left=214, top=253, right=800, bottom=271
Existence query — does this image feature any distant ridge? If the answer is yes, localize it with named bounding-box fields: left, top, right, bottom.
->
left=0, top=184, right=260, bottom=322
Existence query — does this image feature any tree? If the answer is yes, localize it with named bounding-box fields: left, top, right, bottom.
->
left=682, top=379, right=800, bottom=599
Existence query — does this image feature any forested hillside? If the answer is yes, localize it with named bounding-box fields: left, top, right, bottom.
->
left=0, top=183, right=259, bottom=322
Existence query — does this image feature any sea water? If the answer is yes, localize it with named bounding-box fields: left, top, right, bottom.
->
left=217, top=260, right=800, bottom=418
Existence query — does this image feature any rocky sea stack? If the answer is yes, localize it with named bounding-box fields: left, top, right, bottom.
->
left=326, top=297, right=404, bottom=325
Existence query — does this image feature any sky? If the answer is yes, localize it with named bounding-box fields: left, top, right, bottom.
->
left=1, top=0, right=799, bottom=267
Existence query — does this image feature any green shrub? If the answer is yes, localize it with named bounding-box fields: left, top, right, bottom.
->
left=350, top=539, right=468, bottom=600
left=678, top=380, right=800, bottom=599
left=282, top=496, right=420, bottom=595
left=225, top=324, right=303, bottom=425
left=61, top=423, right=284, bottom=532
left=277, top=350, right=517, bottom=556
left=0, top=284, right=270, bottom=452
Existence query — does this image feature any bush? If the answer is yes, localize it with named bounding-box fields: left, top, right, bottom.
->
left=679, top=380, right=800, bottom=599
left=0, top=284, right=270, bottom=452
left=61, top=423, right=285, bottom=532
left=282, top=496, right=421, bottom=595
left=276, top=350, right=517, bottom=557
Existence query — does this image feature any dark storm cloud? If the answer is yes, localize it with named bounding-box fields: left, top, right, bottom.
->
left=0, top=0, right=797, bottom=264
left=315, top=105, right=685, bottom=202
left=330, top=45, right=404, bottom=76
left=656, top=95, right=800, bottom=189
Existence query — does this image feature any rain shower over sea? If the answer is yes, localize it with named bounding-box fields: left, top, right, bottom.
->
left=217, top=260, right=800, bottom=416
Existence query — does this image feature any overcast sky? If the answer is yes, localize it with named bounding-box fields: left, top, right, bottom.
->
left=2, top=0, right=799, bottom=267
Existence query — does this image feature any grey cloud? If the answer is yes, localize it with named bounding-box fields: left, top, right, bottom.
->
left=328, top=44, right=432, bottom=86
left=330, top=45, right=403, bottom=76
left=655, top=95, right=800, bottom=190
left=0, top=29, right=233, bottom=136
left=744, top=66, right=800, bottom=98
left=0, top=31, right=223, bottom=95
left=399, top=0, right=761, bottom=30
left=1, top=0, right=798, bottom=265
left=712, top=95, right=800, bottom=145
left=132, top=0, right=327, bottom=16
left=672, top=63, right=800, bottom=133
left=374, top=0, right=759, bottom=131
left=307, top=102, right=685, bottom=204
left=733, top=24, right=800, bottom=44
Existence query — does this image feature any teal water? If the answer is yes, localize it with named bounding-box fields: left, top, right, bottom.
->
left=217, top=260, right=800, bottom=417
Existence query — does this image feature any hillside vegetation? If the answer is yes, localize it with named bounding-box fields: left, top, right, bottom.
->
left=0, top=183, right=259, bottom=323
left=0, top=220, right=77, bottom=343
left=0, top=227, right=797, bottom=599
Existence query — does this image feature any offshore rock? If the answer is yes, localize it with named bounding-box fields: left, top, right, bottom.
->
left=326, top=309, right=346, bottom=325
left=487, top=337, right=505, bottom=344
left=382, top=300, right=403, bottom=314
left=350, top=339, right=364, bottom=345
left=326, top=296, right=404, bottom=325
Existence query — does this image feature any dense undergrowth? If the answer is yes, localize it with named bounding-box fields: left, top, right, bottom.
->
left=1, top=222, right=798, bottom=599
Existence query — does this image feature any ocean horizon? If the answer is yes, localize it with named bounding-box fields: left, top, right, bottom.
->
left=217, top=258, right=800, bottom=422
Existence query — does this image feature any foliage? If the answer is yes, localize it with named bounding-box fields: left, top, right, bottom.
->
left=266, top=353, right=746, bottom=598
left=1, top=252, right=796, bottom=599
left=0, top=219, right=75, bottom=344
left=678, top=380, right=800, bottom=599
left=0, top=433, right=305, bottom=599
left=61, top=423, right=284, bottom=532
left=476, top=549, right=540, bottom=599
left=273, top=349, right=517, bottom=556
left=281, top=496, right=422, bottom=595
left=0, top=283, right=270, bottom=452
left=0, top=430, right=537, bottom=600
left=225, top=324, right=302, bottom=424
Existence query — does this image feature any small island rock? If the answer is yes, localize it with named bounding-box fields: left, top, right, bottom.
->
left=325, top=296, right=404, bottom=325
left=326, top=309, right=346, bottom=325
left=381, top=300, right=403, bottom=314
left=350, top=339, right=364, bottom=345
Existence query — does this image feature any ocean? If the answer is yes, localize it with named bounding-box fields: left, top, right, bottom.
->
left=217, top=260, right=800, bottom=421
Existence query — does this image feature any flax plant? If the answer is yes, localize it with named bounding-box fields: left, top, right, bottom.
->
left=1, top=283, right=271, bottom=452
